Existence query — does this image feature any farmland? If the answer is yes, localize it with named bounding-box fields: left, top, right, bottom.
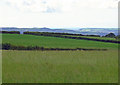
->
left=62, top=35, right=119, bottom=41
left=2, top=33, right=119, bottom=83
left=2, top=34, right=118, bottom=49
left=2, top=50, right=118, bottom=83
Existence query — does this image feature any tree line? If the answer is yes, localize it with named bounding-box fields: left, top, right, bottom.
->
left=1, top=43, right=107, bottom=51
left=0, top=30, right=119, bottom=38
left=0, top=31, right=20, bottom=34
left=23, top=31, right=101, bottom=37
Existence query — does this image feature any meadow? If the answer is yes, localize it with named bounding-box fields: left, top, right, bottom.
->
left=2, top=34, right=118, bottom=49
left=2, top=50, right=118, bottom=83
left=2, top=33, right=119, bottom=83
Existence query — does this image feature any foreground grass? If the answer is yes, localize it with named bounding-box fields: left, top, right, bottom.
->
left=2, top=34, right=118, bottom=49
left=2, top=50, right=118, bottom=83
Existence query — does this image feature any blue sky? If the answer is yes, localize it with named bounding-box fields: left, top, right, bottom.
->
left=0, top=0, right=119, bottom=29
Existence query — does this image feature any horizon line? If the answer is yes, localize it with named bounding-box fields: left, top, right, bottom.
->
left=0, top=27, right=118, bottom=29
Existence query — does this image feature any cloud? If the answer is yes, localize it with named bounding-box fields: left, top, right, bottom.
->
left=0, top=0, right=118, bottom=28
left=0, top=0, right=119, bottom=13
left=45, top=7, right=58, bottom=13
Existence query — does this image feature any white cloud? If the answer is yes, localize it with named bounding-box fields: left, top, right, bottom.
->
left=0, top=0, right=119, bottom=28
left=1, top=0, right=119, bottom=13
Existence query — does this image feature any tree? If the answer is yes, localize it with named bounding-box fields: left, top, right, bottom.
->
left=104, top=33, right=116, bottom=38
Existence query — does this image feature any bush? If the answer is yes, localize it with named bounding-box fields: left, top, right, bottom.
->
left=2, top=43, right=11, bottom=50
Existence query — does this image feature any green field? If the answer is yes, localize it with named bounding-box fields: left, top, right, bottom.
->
left=2, top=34, right=118, bottom=49
left=2, top=33, right=119, bottom=83
left=2, top=50, right=118, bottom=83
left=62, top=35, right=119, bottom=41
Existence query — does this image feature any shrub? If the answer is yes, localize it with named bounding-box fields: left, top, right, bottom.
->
left=2, top=43, right=11, bottom=50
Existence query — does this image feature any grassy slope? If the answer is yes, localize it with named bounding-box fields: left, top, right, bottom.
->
left=2, top=34, right=118, bottom=49
left=2, top=50, right=118, bottom=83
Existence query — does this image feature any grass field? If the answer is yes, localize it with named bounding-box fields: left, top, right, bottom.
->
left=2, top=50, right=118, bottom=83
left=2, top=34, right=118, bottom=49
left=62, top=35, right=119, bottom=41
left=2, top=33, right=119, bottom=83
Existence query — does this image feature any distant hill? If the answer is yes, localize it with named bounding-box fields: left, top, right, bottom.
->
left=0, top=27, right=118, bottom=36
left=78, top=28, right=118, bottom=36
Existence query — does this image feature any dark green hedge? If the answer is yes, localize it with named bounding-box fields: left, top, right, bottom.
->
left=23, top=31, right=100, bottom=37
left=0, top=31, right=20, bottom=34
left=1, top=43, right=107, bottom=51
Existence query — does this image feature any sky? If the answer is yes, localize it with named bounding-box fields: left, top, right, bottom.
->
left=0, top=0, right=119, bottom=29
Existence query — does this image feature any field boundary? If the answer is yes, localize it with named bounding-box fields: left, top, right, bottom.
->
left=1, top=43, right=108, bottom=51
left=23, top=32, right=120, bottom=44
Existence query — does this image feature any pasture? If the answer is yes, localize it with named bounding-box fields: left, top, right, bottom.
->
left=2, top=34, right=118, bottom=49
left=62, top=35, right=119, bottom=41
left=2, top=50, right=118, bottom=83
left=2, top=33, right=118, bottom=83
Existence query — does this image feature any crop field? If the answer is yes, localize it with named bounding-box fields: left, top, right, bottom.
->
left=2, top=50, right=118, bottom=83
left=2, top=34, right=118, bottom=49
